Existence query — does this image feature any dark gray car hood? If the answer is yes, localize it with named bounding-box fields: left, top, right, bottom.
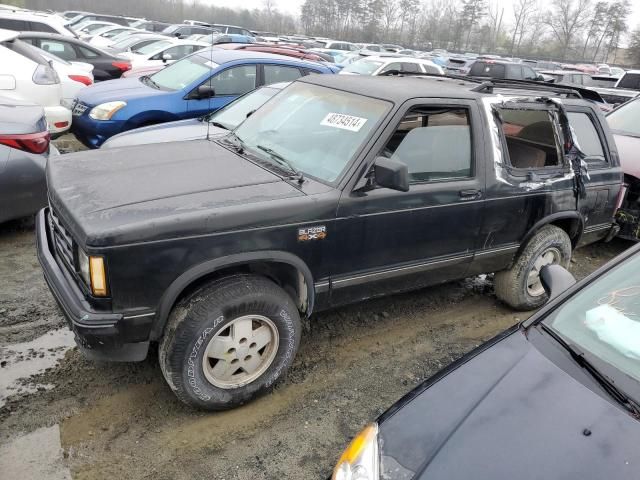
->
left=378, top=329, right=640, bottom=480
left=47, top=139, right=304, bottom=247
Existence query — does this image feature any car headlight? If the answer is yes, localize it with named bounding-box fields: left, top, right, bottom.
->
left=77, top=248, right=108, bottom=297
left=332, top=423, right=379, bottom=480
left=89, top=101, right=127, bottom=120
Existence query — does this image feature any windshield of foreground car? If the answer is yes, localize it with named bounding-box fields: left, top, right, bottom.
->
left=148, top=53, right=217, bottom=90
left=545, top=253, right=640, bottom=390
left=607, top=98, right=640, bottom=137
left=206, top=85, right=281, bottom=130
left=232, top=82, right=391, bottom=183
left=342, top=59, right=384, bottom=75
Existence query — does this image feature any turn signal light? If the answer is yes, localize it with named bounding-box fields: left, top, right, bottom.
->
left=89, top=256, right=108, bottom=297
left=0, top=131, right=50, bottom=154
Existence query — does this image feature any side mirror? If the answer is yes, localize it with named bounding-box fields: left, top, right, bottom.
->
left=540, top=264, right=576, bottom=300
left=536, top=75, right=545, bottom=81
left=374, top=156, right=409, bottom=192
left=162, top=53, right=172, bottom=62
left=193, top=85, right=215, bottom=99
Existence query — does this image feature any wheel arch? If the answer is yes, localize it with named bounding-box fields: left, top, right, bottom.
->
left=126, top=110, right=178, bottom=130
left=519, top=212, right=584, bottom=255
left=151, top=251, right=315, bottom=340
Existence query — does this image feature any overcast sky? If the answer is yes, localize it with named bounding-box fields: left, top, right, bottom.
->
left=202, top=0, right=640, bottom=33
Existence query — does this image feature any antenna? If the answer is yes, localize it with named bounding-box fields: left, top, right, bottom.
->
left=206, top=38, right=213, bottom=141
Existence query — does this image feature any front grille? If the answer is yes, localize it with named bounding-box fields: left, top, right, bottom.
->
left=72, top=101, right=88, bottom=116
left=49, top=209, right=75, bottom=274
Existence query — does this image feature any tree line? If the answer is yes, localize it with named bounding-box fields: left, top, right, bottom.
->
left=17, top=0, right=640, bottom=64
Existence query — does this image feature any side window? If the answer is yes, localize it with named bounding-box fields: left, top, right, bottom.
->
left=78, top=46, right=99, bottom=58
left=0, top=18, right=28, bottom=30
left=40, top=40, right=77, bottom=60
left=401, top=62, right=420, bottom=73
left=422, top=64, right=442, bottom=75
left=523, top=66, right=538, bottom=80
left=263, top=65, right=302, bottom=84
left=20, top=37, right=36, bottom=46
left=154, top=45, right=196, bottom=60
left=380, top=108, right=472, bottom=183
left=207, top=65, right=257, bottom=96
left=30, top=21, right=57, bottom=33
left=507, top=65, right=523, bottom=80
left=380, top=62, right=402, bottom=74
left=498, top=108, right=561, bottom=170
left=567, top=112, right=606, bottom=163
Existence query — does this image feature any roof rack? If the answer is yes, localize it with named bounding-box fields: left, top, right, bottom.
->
left=469, top=79, right=582, bottom=98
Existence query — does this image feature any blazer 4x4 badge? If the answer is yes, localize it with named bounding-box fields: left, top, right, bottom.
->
left=298, top=225, right=327, bottom=242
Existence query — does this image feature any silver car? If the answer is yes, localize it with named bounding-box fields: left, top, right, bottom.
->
left=0, top=97, right=54, bottom=223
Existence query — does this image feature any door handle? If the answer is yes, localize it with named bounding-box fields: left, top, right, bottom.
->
left=459, top=189, right=482, bottom=200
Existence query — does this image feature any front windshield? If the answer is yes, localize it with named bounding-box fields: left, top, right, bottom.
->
left=83, top=23, right=110, bottom=33
left=342, top=59, right=384, bottom=75
left=110, top=35, right=141, bottom=49
left=208, top=86, right=281, bottom=130
left=233, top=82, right=391, bottom=183
left=149, top=53, right=216, bottom=90
left=546, top=253, right=640, bottom=386
left=607, top=99, right=640, bottom=137
left=136, top=40, right=171, bottom=55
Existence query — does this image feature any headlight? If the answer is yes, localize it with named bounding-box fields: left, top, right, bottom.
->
left=77, top=248, right=108, bottom=297
left=89, top=101, right=126, bottom=120
left=332, top=423, right=379, bottom=480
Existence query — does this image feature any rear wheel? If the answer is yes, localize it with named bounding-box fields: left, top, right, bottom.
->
left=495, top=225, right=571, bottom=311
left=159, top=274, right=301, bottom=410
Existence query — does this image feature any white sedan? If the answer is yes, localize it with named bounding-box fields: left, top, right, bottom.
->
left=118, top=39, right=209, bottom=69
left=339, top=56, right=444, bottom=76
left=87, top=26, right=142, bottom=48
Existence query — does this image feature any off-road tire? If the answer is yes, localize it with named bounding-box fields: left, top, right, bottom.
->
left=495, top=225, right=572, bottom=311
left=159, top=274, right=301, bottom=410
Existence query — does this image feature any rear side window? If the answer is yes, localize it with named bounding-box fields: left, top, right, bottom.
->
left=78, top=45, right=99, bottom=58
left=567, top=112, right=606, bottom=162
left=401, top=62, right=420, bottom=73
left=506, top=65, right=522, bottom=79
left=381, top=108, right=472, bottom=183
left=30, top=21, right=57, bottom=33
left=469, top=62, right=505, bottom=78
left=498, top=108, right=561, bottom=169
left=263, top=65, right=302, bottom=84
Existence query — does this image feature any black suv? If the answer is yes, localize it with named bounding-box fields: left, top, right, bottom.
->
left=37, top=75, right=622, bottom=410
left=469, top=60, right=543, bottom=81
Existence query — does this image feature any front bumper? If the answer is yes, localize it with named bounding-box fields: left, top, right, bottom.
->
left=70, top=108, right=125, bottom=148
left=36, top=208, right=151, bottom=361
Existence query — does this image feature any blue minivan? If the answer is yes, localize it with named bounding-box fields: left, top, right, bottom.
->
left=71, top=49, right=338, bottom=148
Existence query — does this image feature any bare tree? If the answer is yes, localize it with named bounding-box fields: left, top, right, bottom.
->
left=545, top=0, right=592, bottom=59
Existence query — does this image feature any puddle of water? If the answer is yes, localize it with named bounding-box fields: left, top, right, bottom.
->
left=0, top=328, right=75, bottom=406
left=0, top=424, right=72, bottom=479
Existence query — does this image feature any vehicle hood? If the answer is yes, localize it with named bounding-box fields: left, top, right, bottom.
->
left=613, top=132, right=640, bottom=179
left=101, top=118, right=221, bottom=148
left=75, top=76, right=165, bottom=105
left=47, top=139, right=305, bottom=247
left=378, top=328, right=640, bottom=480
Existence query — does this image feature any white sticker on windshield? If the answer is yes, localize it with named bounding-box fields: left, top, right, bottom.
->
left=320, top=113, right=368, bottom=132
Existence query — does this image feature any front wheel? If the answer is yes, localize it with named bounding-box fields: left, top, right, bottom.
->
left=159, top=274, right=301, bottom=410
left=495, top=225, right=572, bottom=311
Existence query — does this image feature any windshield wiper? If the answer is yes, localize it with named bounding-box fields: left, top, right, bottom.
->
left=141, top=75, right=160, bottom=89
left=208, top=120, right=228, bottom=130
left=256, top=145, right=305, bottom=184
left=225, top=131, right=245, bottom=153
left=539, top=323, right=640, bottom=418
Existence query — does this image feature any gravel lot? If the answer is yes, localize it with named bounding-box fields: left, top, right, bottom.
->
left=0, top=201, right=632, bottom=479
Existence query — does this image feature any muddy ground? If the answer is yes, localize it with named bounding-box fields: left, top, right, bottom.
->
left=0, top=213, right=632, bottom=479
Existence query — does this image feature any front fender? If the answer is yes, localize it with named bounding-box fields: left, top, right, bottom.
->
left=151, top=250, right=316, bottom=339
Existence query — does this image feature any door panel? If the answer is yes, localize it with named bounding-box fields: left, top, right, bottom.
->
left=330, top=100, right=486, bottom=305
